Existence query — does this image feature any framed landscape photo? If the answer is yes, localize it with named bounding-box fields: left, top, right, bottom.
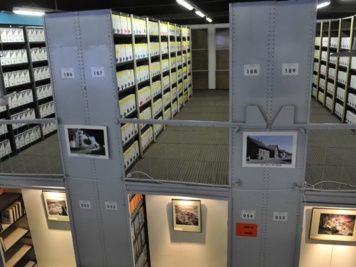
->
left=172, top=199, right=201, bottom=232
left=242, top=131, right=297, bottom=168
left=310, top=208, right=356, bottom=242
left=64, top=125, right=109, bottom=159
left=43, top=192, right=70, bottom=222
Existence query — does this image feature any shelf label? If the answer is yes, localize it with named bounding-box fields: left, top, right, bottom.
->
left=61, top=68, right=75, bottom=79
left=282, top=63, right=299, bottom=76
left=105, top=201, right=118, bottom=210
left=241, top=210, right=255, bottom=220
left=273, top=211, right=288, bottom=222
left=236, top=223, right=258, bottom=237
left=244, top=64, right=260, bottom=76
left=79, top=200, right=91, bottom=209
left=91, top=66, right=105, bottom=78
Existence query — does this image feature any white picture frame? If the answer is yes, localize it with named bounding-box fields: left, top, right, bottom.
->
left=43, top=191, right=69, bottom=222
left=64, top=125, right=109, bottom=159
left=242, top=131, right=297, bottom=168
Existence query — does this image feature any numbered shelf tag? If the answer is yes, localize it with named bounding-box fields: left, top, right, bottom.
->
left=79, top=200, right=91, bottom=209
left=61, top=67, right=75, bottom=79
left=282, top=63, right=298, bottom=76
left=273, top=211, right=288, bottom=222
left=244, top=64, right=260, bottom=76
left=105, top=201, right=118, bottom=210
left=91, top=66, right=105, bottom=78
left=241, top=210, right=255, bottom=220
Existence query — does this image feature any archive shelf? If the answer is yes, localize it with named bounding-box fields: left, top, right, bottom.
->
left=0, top=25, right=56, bottom=159
left=312, top=16, right=356, bottom=124
left=0, top=192, right=37, bottom=266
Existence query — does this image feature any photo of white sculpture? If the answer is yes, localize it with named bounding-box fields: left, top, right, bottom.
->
left=64, top=125, right=109, bottom=159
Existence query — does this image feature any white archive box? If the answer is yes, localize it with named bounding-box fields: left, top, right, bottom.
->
left=141, top=127, right=153, bottom=151
left=172, top=101, right=178, bottom=115
left=172, top=87, right=177, bottom=99
left=161, top=59, right=169, bottom=72
left=0, top=120, right=8, bottom=136
left=325, top=96, right=333, bottom=109
left=178, top=82, right=183, bottom=93
left=163, top=92, right=171, bottom=107
left=161, top=42, right=168, bottom=54
left=164, top=107, right=171, bottom=120
left=153, top=99, right=163, bottom=116
left=352, top=57, right=356, bottom=70
left=322, top=37, right=328, bottom=47
left=351, top=75, right=356, bottom=89
left=115, top=44, right=126, bottom=63
left=327, top=82, right=334, bottom=95
left=321, top=51, right=327, bottom=62
left=328, top=68, right=335, bottom=80
left=341, top=37, right=351, bottom=49
left=336, top=87, right=345, bottom=101
left=335, top=103, right=344, bottom=117
left=337, top=71, right=347, bottom=84
left=330, top=37, right=339, bottom=48
left=329, top=55, right=337, bottom=65
left=170, top=72, right=177, bottom=85
left=151, top=80, right=161, bottom=97
left=0, top=140, right=11, bottom=158
left=138, top=86, right=151, bottom=106
left=162, top=76, right=170, bottom=89
left=153, top=116, right=163, bottom=136
left=149, top=21, right=159, bottom=36
left=339, top=57, right=349, bottom=67
left=348, top=93, right=356, bottom=108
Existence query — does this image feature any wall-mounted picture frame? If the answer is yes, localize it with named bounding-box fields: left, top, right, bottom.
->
left=242, top=131, right=297, bottom=168
left=43, top=192, right=70, bottom=222
left=310, top=208, right=356, bottom=242
left=64, top=125, right=109, bottom=159
left=172, top=199, right=201, bottom=232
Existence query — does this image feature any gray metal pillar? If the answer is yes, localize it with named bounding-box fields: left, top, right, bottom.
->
left=44, top=10, right=133, bottom=266
left=229, top=1, right=316, bottom=266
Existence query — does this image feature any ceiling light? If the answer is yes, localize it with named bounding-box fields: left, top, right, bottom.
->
left=13, top=7, right=46, bottom=16
left=206, top=17, right=212, bottom=23
left=176, top=0, right=194, bottom=11
left=195, top=10, right=205, bottom=18
left=317, top=0, right=330, bottom=9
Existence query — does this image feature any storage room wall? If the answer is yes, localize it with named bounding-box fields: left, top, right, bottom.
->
left=145, top=195, right=228, bottom=267
left=22, top=189, right=76, bottom=267
left=299, top=206, right=356, bottom=267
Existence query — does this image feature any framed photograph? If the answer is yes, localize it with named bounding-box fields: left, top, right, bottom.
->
left=43, top=192, right=69, bottom=222
left=310, top=208, right=356, bottom=242
left=172, top=199, right=201, bottom=232
left=242, top=131, right=297, bottom=168
left=64, top=125, right=109, bottom=159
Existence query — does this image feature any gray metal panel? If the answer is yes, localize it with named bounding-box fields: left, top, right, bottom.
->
left=229, top=1, right=316, bottom=266
left=66, top=178, right=106, bottom=266
left=98, top=180, right=134, bottom=267
left=45, top=10, right=132, bottom=266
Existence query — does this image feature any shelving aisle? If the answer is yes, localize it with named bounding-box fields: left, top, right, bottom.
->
left=129, top=89, right=229, bottom=185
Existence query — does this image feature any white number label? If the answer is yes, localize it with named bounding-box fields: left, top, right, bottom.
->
left=105, top=201, right=118, bottom=210
left=282, top=63, right=299, bottom=76
left=91, top=66, right=105, bottom=78
left=241, top=210, right=255, bottom=220
left=244, top=64, right=260, bottom=76
left=273, top=212, right=288, bottom=222
left=61, top=68, right=75, bottom=79
left=79, top=200, right=91, bottom=209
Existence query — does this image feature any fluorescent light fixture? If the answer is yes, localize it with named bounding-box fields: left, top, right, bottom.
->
left=176, top=0, right=194, bottom=11
left=206, top=17, right=212, bottom=23
left=195, top=10, right=205, bottom=18
left=317, top=0, right=330, bottom=9
left=13, top=7, right=45, bottom=16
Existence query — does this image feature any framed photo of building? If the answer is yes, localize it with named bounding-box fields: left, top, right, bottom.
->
left=310, top=208, right=356, bottom=242
left=242, top=132, right=297, bottom=168
left=43, top=192, right=69, bottom=222
left=172, top=199, right=201, bottom=232
left=64, top=125, right=109, bottom=159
